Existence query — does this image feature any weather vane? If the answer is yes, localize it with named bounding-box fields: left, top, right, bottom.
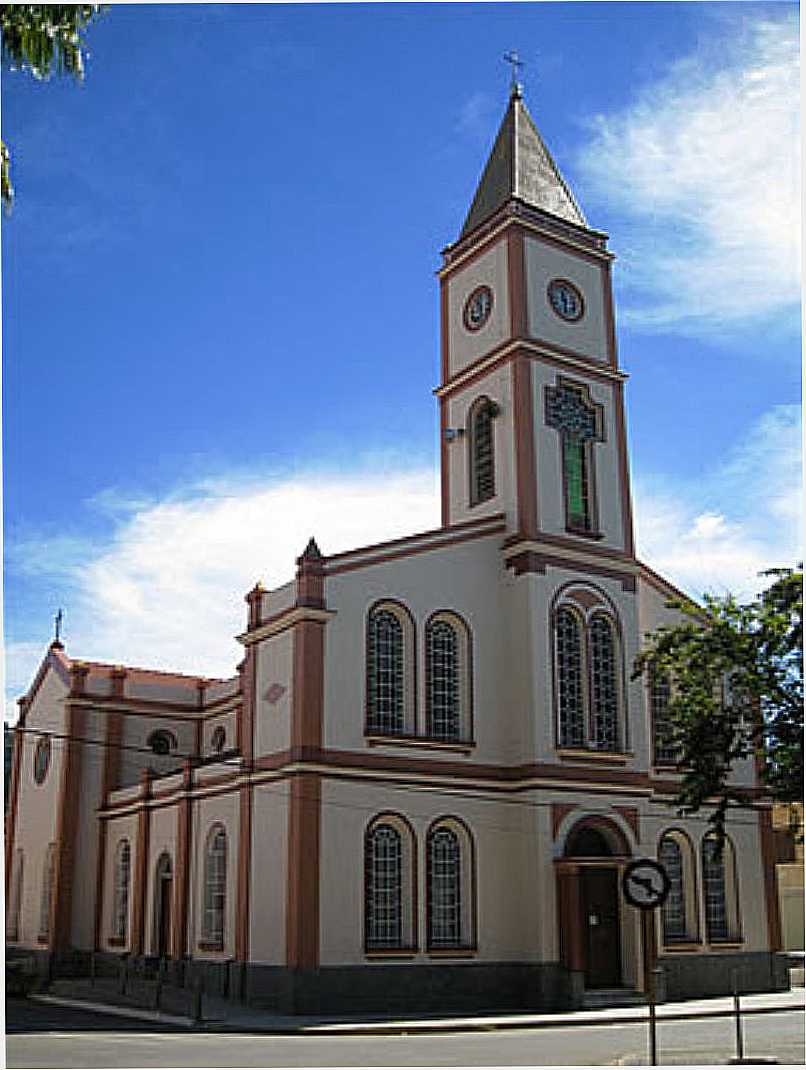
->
left=54, top=608, right=63, bottom=644
left=503, top=50, right=525, bottom=94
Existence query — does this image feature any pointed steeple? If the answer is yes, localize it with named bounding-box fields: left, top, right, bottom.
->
left=460, top=86, right=586, bottom=239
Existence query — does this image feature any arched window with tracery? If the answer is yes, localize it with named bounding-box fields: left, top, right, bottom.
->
left=426, top=818, right=475, bottom=951
left=590, top=614, right=619, bottom=751
left=365, top=822, right=403, bottom=949
left=202, top=826, right=227, bottom=946
left=366, top=603, right=414, bottom=737
left=702, top=834, right=740, bottom=944
left=425, top=613, right=471, bottom=742
left=658, top=832, right=698, bottom=944
left=112, top=840, right=131, bottom=943
left=468, top=396, right=496, bottom=506
left=651, top=671, right=677, bottom=765
left=555, top=607, right=585, bottom=748
left=39, top=843, right=56, bottom=942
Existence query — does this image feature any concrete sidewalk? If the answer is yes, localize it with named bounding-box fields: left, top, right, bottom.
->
left=33, top=985, right=805, bottom=1037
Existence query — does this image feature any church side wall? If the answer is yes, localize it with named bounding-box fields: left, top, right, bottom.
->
left=253, top=631, right=293, bottom=758
left=10, top=670, right=67, bottom=948
left=200, top=710, right=238, bottom=758
left=118, top=714, right=198, bottom=788
left=189, top=791, right=240, bottom=959
left=144, top=803, right=179, bottom=956
left=100, top=811, right=139, bottom=953
left=248, top=780, right=289, bottom=964
left=69, top=707, right=106, bottom=950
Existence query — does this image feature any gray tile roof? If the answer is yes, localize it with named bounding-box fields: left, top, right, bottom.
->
left=461, top=87, right=586, bottom=239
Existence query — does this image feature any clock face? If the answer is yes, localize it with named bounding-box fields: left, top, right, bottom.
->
left=621, top=858, right=671, bottom=910
left=548, top=278, right=584, bottom=322
left=463, top=285, right=493, bottom=331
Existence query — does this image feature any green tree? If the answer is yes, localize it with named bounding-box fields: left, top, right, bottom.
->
left=634, top=566, right=803, bottom=841
left=1, top=4, right=105, bottom=208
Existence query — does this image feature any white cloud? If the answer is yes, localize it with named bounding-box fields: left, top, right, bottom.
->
left=6, top=467, right=440, bottom=695
left=578, top=12, right=800, bottom=332
left=635, top=404, right=802, bottom=600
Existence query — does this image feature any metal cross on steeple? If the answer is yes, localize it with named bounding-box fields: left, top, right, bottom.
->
left=503, top=50, right=524, bottom=95
left=54, top=607, right=63, bottom=644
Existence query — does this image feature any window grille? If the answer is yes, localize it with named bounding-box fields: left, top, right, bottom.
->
left=427, top=620, right=460, bottom=740
left=39, top=843, right=56, bottom=940
left=471, top=401, right=495, bottom=504
left=6, top=850, right=23, bottom=941
left=365, top=824, right=403, bottom=949
left=702, top=837, right=729, bottom=942
left=651, top=671, right=677, bottom=764
left=203, top=827, right=227, bottom=944
left=659, top=837, right=687, bottom=942
left=113, top=840, right=131, bottom=941
left=590, top=616, right=618, bottom=751
left=428, top=827, right=462, bottom=947
left=556, top=609, right=585, bottom=747
left=367, top=609, right=405, bottom=734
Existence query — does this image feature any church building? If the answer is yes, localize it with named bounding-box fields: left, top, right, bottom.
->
left=5, top=85, right=787, bottom=1014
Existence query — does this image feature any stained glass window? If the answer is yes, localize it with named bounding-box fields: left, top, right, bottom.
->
left=659, top=837, right=687, bottom=942
left=471, top=399, right=495, bottom=504
left=703, top=837, right=729, bottom=942
left=365, top=824, right=403, bottom=949
left=564, top=439, right=590, bottom=529
left=590, top=615, right=618, bottom=751
left=651, top=672, right=677, bottom=765
left=113, top=840, right=131, bottom=942
left=545, top=383, right=600, bottom=532
left=367, top=609, right=405, bottom=734
left=427, top=620, right=460, bottom=741
left=556, top=609, right=585, bottom=747
left=428, top=827, right=462, bottom=947
left=203, top=827, right=227, bottom=944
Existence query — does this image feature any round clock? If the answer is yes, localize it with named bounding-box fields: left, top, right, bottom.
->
left=463, top=285, right=493, bottom=331
left=547, top=278, right=584, bottom=322
left=621, top=858, right=671, bottom=910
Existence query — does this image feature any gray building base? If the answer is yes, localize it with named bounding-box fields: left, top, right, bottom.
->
left=659, top=951, right=789, bottom=1001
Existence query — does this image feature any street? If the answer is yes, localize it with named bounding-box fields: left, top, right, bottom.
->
left=6, top=996, right=804, bottom=1067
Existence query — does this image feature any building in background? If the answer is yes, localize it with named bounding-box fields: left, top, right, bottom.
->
left=773, top=803, right=804, bottom=952
left=5, top=86, right=788, bottom=1014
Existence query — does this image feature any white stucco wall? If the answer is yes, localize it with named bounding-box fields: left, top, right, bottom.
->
left=144, top=803, right=179, bottom=956
left=254, top=630, right=293, bottom=758
left=249, top=780, right=289, bottom=964
left=70, top=707, right=106, bottom=949
left=101, top=812, right=139, bottom=952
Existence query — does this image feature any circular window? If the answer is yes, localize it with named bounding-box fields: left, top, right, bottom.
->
left=147, top=729, right=176, bottom=757
left=33, top=735, right=51, bottom=785
left=462, top=285, right=494, bottom=332
left=211, top=726, right=226, bottom=754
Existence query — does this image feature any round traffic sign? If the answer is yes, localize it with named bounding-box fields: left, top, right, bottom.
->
left=621, top=858, right=671, bottom=910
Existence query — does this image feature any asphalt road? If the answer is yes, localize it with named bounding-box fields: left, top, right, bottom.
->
left=5, top=998, right=805, bottom=1067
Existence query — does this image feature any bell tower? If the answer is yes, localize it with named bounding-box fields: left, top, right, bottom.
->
left=437, top=85, right=635, bottom=563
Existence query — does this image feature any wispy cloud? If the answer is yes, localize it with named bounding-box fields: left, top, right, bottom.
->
left=578, top=11, right=800, bottom=334
left=635, top=404, right=802, bottom=600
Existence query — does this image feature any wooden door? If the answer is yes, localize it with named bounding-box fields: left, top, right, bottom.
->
left=158, top=877, right=172, bottom=958
left=582, top=868, right=621, bottom=988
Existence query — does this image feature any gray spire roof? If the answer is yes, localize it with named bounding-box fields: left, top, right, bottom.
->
left=460, top=87, right=586, bottom=238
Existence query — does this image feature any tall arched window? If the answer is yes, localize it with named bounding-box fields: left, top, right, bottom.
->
left=428, top=827, right=461, bottom=947
left=112, top=840, right=131, bottom=943
left=366, top=603, right=414, bottom=736
left=658, top=833, right=700, bottom=944
left=425, top=613, right=471, bottom=742
left=702, top=834, right=740, bottom=944
left=590, top=614, right=619, bottom=751
left=202, top=826, right=227, bottom=946
left=468, top=396, right=496, bottom=505
left=365, top=823, right=403, bottom=949
left=555, top=608, right=585, bottom=748
left=6, top=849, right=23, bottom=941
left=39, top=843, right=56, bottom=942
left=651, top=670, right=678, bottom=765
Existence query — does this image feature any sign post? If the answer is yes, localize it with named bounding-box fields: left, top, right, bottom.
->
left=622, top=858, right=671, bottom=1067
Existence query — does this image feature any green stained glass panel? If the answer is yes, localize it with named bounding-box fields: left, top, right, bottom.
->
left=564, top=439, right=587, bottom=526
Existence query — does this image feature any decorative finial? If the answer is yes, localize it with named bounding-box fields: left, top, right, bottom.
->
left=503, top=50, right=524, bottom=97
left=302, top=536, right=323, bottom=561
left=54, top=607, right=63, bottom=645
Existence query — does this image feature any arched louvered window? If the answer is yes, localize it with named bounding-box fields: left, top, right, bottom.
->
left=202, top=826, right=227, bottom=945
left=367, top=607, right=406, bottom=735
left=112, top=840, right=131, bottom=942
left=39, top=843, right=56, bottom=941
left=702, top=834, right=740, bottom=944
left=426, top=619, right=460, bottom=740
left=555, top=608, right=585, bottom=748
left=651, top=671, right=677, bottom=765
left=365, top=823, right=403, bottom=949
left=428, top=827, right=461, bottom=947
left=590, top=614, right=619, bottom=751
left=469, top=397, right=495, bottom=505
left=7, top=849, right=24, bottom=941
left=659, top=836, right=686, bottom=942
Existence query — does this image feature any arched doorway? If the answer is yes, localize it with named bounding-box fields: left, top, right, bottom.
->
left=154, top=853, right=173, bottom=958
left=556, top=816, right=632, bottom=991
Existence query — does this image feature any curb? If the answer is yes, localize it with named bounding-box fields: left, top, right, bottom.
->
left=31, top=994, right=196, bottom=1029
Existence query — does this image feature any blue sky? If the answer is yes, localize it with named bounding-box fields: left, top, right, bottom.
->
left=3, top=2, right=801, bottom=716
